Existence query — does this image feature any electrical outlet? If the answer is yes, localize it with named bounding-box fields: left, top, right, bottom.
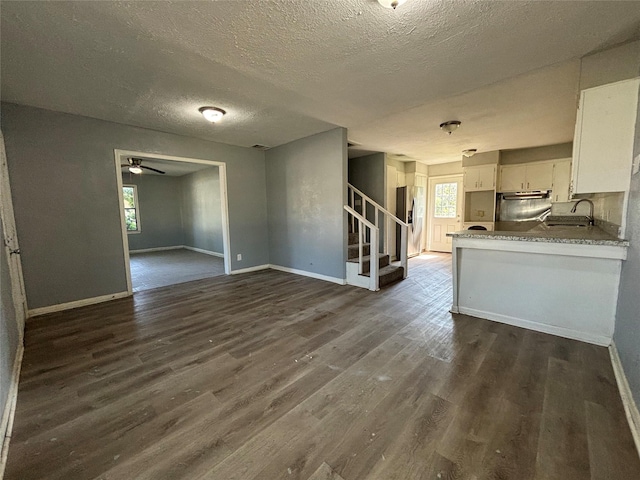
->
left=478, top=210, right=485, bottom=217
left=236, top=254, right=242, bottom=261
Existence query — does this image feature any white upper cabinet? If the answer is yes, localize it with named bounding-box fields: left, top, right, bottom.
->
left=551, top=159, right=572, bottom=203
left=525, top=162, right=554, bottom=191
left=499, top=165, right=526, bottom=192
left=572, top=78, right=640, bottom=194
left=499, top=163, right=553, bottom=192
left=464, top=165, right=496, bottom=191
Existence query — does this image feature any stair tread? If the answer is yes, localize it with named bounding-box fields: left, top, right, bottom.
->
left=360, top=264, right=403, bottom=278
left=346, top=253, right=389, bottom=263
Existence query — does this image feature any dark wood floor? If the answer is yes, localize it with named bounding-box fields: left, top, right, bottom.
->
left=5, top=253, right=640, bottom=479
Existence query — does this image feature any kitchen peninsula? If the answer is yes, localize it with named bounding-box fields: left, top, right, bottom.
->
left=447, top=225, right=628, bottom=346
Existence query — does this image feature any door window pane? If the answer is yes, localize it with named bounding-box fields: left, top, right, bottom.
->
left=434, top=183, right=457, bottom=218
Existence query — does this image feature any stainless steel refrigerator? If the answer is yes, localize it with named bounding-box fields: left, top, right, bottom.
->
left=396, top=186, right=424, bottom=258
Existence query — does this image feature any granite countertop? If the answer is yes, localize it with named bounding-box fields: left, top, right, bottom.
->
left=447, top=224, right=629, bottom=246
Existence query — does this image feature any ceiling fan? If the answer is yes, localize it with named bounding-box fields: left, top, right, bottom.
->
left=121, top=157, right=165, bottom=175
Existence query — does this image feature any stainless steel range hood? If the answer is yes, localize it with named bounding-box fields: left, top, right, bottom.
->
left=501, top=190, right=550, bottom=200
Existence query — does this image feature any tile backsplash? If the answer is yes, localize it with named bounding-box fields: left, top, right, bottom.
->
left=553, top=191, right=625, bottom=237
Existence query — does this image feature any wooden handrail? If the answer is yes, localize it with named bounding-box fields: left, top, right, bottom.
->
left=348, top=183, right=408, bottom=228
left=345, top=184, right=409, bottom=285
left=344, top=205, right=376, bottom=230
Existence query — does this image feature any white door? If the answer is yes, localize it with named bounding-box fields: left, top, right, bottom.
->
left=428, top=175, right=463, bottom=253
left=0, top=131, right=27, bottom=339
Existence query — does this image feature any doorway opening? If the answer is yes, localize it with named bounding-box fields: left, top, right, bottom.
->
left=114, top=150, right=231, bottom=293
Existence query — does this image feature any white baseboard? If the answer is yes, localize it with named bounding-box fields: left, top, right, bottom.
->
left=230, top=264, right=270, bottom=275
left=269, top=264, right=346, bottom=286
left=182, top=246, right=224, bottom=258
left=28, top=291, right=131, bottom=318
left=456, top=307, right=611, bottom=346
left=129, top=245, right=183, bottom=254
left=0, top=344, right=24, bottom=479
left=609, top=342, right=640, bottom=459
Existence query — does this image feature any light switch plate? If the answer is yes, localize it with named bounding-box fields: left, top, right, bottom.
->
left=633, top=154, right=640, bottom=175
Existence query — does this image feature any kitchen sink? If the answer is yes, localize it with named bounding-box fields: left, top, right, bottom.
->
left=544, top=215, right=592, bottom=227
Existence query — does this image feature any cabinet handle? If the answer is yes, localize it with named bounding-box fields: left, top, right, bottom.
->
left=479, top=181, right=482, bottom=187
left=521, top=183, right=524, bottom=189
left=527, top=182, right=530, bottom=189
left=475, top=181, right=478, bottom=188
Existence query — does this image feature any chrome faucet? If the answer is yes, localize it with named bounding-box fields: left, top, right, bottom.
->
left=570, top=199, right=595, bottom=225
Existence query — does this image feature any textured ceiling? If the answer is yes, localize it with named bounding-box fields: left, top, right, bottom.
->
left=2, top=1, right=640, bottom=164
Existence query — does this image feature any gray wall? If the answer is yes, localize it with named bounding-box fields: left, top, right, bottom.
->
left=500, top=142, right=573, bottom=165
left=182, top=167, right=223, bottom=254
left=266, top=128, right=347, bottom=279
left=580, top=40, right=640, bottom=90
left=349, top=153, right=386, bottom=250
left=614, top=82, right=640, bottom=410
left=461, top=150, right=500, bottom=167
left=0, top=215, right=19, bottom=433
left=122, top=174, right=184, bottom=251
left=1, top=103, right=268, bottom=310
left=348, top=153, right=386, bottom=206
left=428, top=161, right=463, bottom=176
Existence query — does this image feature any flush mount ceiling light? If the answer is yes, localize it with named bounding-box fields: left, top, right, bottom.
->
left=378, top=0, right=408, bottom=9
left=462, top=149, right=477, bottom=157
left=199, top=106, right=226, bottom=123
left=440, top=120, right=462, bottom=135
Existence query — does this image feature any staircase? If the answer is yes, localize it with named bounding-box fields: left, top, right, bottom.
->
left=347, top=232, right=404, bottom=288
left=344, top=183, right=408, bottom=291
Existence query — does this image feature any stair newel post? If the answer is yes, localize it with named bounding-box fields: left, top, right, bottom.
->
left=370, top=226, right=380, bottom=291
left=358, top=219, right=364, bottom=275
left=400, top=224, right=408, bottom=279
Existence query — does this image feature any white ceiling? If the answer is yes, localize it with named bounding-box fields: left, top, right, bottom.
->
left=2, top=1, right=639, bottom=164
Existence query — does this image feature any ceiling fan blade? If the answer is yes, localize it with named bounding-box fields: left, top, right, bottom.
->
left=141, top=165, right=166, bottom=174
left=120, top=164, right=130, bottom=167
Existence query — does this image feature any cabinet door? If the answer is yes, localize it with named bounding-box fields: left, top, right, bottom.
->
left=476, top=165, right=496, bottom=189
left=499, top=165, right=526, bottom=192
left=463, top=169, right=477, bottom=190
left=525, top=163, right=553, bottom=190
left=551, top=159, right=572, bottom=203
left=573, top=79, right=639, bottom=194
left=465, top=165, right=496, bottom=191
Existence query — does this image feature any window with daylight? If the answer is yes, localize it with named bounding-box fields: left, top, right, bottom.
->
left=434, top=182, right=458, bottom=218
left=123, top=185, right=140, bottom=233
